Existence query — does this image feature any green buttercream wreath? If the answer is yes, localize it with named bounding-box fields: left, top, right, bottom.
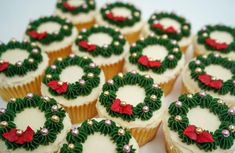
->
left=0, top=40, right=43, bottom=77
left=60, top=119, right=136, bottom=153
left=168, top=92, right=235, bottom=152
left=0, top=94, right=66, bottom=151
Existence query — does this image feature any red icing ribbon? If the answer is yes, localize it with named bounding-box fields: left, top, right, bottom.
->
left=48, top=80, right=68, bottom=94
left=111, top=98, right=133, bottom=116
left=2, top=126, right=34, bottom=145
left=205, top=38, right=228, bottom=51
left=183, top=125, right=214, bottom=143
left=152, top=23, right=177, bottom=34
left=63, top=2, right=76, bottom=11
left=106, top=12, right=127, bottom=22
left=198, top=74, right=223, bottom=89
left=28, top=31, right=47, bottom=40
left=138, top=55, right=161, bottom=68
left=0, top=61, right=9, bottom=72
left=79, top=41, right=96, bottom=52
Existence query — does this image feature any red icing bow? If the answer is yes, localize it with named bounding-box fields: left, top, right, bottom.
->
left=138, top=55, right=161, bottom=68
left=2, top=126, right=34, bottom=144
left=79, top=41, right=96, bottom=52
left=183, top=125, right=214, bottom=143
left=106, top=12, right=127, bottom=22
left=205, top=38, right=228, bottom=51
left=0, top=61, right=9, bottom=72
left=152, top=23, right=177, bottom=34
left=198, top=74, right=223, bottom=89
left=48, top=80, right=68, bottom=94
left=28, top=31, right=47, bottom=40
left=63, top=2, right=76, bottom=11
left=111, top=98, right=133, bottom=116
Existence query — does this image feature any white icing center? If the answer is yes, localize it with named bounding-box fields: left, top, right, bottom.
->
left=60, top=66, right=84, bottom=83
left=88, top=32, right=113, bottom=47
left=187, top=107, right=220, bottom=132
left=37, top=22, right=61, bottom=34
left=142, top=45, right=168, bottom=61
left=205, top=65, right=232, bottom=81
left=111, top=7, right=132, bottom=18
left=1, top=49, right=29, bottom=64
left=82, top=133, right=116, bottom=153
left=67, top=0, right=84, bottom=7
left=14, top=108, right=46, bottom=131
left=159, top=18, right=181, bottom=32
left=210, top=31, right=233, bottom=44
left=116, top=85, right=145, bottom=107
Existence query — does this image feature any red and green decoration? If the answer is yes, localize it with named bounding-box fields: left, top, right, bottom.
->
left=26, top=16, right=74, bottom=45
left=60, top=119, right=137, bottom=153
left=56, top=0, right=96, bottom=14
left=0, top=94, right=66, bottom=150
left=188, top=53, right=235, bottom=95
left=100, top=2, right=141, bottom=28
left=148, top=12, right=191, bottom=41
left=197, top=25, right=235, bottom=54
left=75, top=26, right=126, bottom=57
left=168, top=92, right=235, bottom=151
left=42, top=54, right=101, bottom=99
left=128, top=36, right=182, bottom=74
left=99, top=71, right=163, bottom=121
left=0, top=40, right=43, bottom=77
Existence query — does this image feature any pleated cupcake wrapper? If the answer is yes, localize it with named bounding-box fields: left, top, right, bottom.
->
left=180, top=45, right=189, bottom=54
left=129, top=124, right=161, bottom=147
left=75, top=19, right=96, bottom=31
left=47, top=45, right=72, bottom=65
left=124, top=30, right=141, bottom=44
left=164, top=132, right=180, bottom=153
left=62, top=99, right=97, bottom=124
left=181, top=82, right=190, bottom=94
left=0, top=74, right=42, bottom=102
left=101, top=59, right=125, bottom=81
left=160, top=77, right=177, bottom=96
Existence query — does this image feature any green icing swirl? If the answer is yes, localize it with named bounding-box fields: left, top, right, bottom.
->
left=60, top=143, right=83, bottom=153
left=168, top=115, right=189, bottom=131
left=168, top=101, right=189, bottom=115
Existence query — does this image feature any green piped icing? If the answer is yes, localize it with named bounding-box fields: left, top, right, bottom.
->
left=196, top=133, right=217, bottom=151
left=59, top=119, right=137, bottom=153
left=43, top=55, right=102, bottom=99
left=168, top=115, right=189, bottom=131
left=168, top=101, right=189, bottom=115
left=215, top=129, right=234, bottom=149
left=98, top=71, right=163, bottom=122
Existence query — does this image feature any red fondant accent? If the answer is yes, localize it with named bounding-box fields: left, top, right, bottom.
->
left=63, top=2, right=76, bottom=11
left=79, top=41, right=96, bottom=52
left=28, top=31, right=47, bottom=40
left=48, top=80, right=68, bottom=94
left=198, top=74, right=223, bottom=89
left=106, top=12, right=127, bottom=22
left=205, top=38, right=228, bottom=51
left=111, top=98, right=133, bottom=116
left=152, top=23, right=177, bottom=34
left=138, top=55, right=161, bottom=68
left=0, top=62, right=9, bottom=72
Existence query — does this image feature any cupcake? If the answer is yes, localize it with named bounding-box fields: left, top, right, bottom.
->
left=163, top=92, right=235, bottom=153
left=59, top=118, right=139, bottom=153
left=124, top=36, right=185, bottom=95
left=193, top=24, right=235, bottom=59
left=25, top=15, right=77, bottom=65
left=182, top=53, right=235, bottom=106
left=55, top=0, right=96, bottom=31
left=0, top=39, right=49, bottom=101
left=41, top=54, right=105, bottom=124
left=72, top=25, right=129, bottom=80
left=96, top=1, right=144, bottom=43
left=96, top=71, right=166, bottom=146
left=143, top=12, right=192, bottom=53
left=0, top=93, right=71, bottom=153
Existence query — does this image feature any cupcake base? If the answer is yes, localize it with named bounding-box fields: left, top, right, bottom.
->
left=62, top=99, right=97, bottom=124
left=124, top=31, right=141, bottom=44
left=160, top=77, right=177, bottom=96
left=0, top=74, right=42, bottom=102
left=47, top=45, right=72, bottom=65
left=164, top=132, right=179, bottom=153
left=75, top=19, right=96, bottom=31
left=101, top=59, right=125, bottom=81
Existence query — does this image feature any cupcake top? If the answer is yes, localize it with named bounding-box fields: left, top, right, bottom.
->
left=97, top=71, right=165, bottom=129
left=96, top=2, right=144, bottom=35
left=163, top=92, right=235, bottom=153
left=182, top=53, right=235, bottom=106
left=59, top=118, right=139, bottom=153
left=0, top=40, right=48, bottom=88
left=0, top=94, right=71, bottom=153
left=41, top=54, right=105, bottom=107
left=55, top=0, right=96, bottom=25
left=124, top=36, right=185, bottom=84
left=72, top=25, right=129, bottom=66
left=25, top=16, right=77, bottom=52
left=143, top=12, right=192, bottom=47
left=194, top=24, right=235, bottom=59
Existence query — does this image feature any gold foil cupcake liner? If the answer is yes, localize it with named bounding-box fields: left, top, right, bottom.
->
left=164, top=131, right=180, bottom=153
left=181, top=82, right=190, bottom=94
left=0, top=74, right=43, bottom=102
left=160, top=77, right=177, bottom=96
left=47, top=45, right=72, bottom=65
left=62, top=99, right=97, bottom=124
left=180, top=45, right=189, bottom=54
left=124, top=30, right=141, bottom=44
left=75, top=19, right=96, bottom=31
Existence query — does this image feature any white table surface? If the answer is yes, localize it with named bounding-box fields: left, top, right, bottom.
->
left=0, top=0, right=235, bottom=153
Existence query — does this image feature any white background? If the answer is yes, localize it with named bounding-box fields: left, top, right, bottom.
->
left=0, top=0, right=235, bottom=152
